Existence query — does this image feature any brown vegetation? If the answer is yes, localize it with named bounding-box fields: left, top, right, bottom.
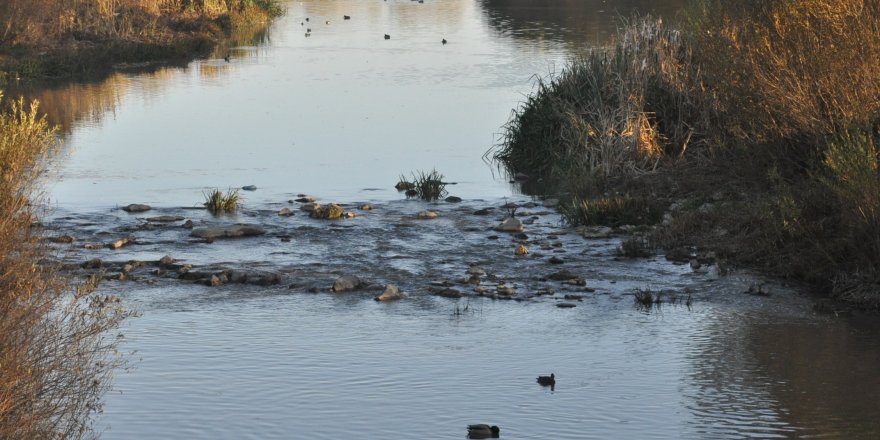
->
left=0, top=93, right=130, bottom=438
left=0, top=0, right=282, bottom=79
left=494, top=0, right=880, bottom=309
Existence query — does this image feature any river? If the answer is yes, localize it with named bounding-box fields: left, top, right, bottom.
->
left=24, top=0, right=880, bottom=438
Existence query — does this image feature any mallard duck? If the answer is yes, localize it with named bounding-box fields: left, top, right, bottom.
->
left=467, top=424, right=500, bottom=438
left=536, top=373, right=555, bottom=386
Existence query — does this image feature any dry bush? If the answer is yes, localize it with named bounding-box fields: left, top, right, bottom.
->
left=690, top=0, right=880, bottom=147
left=492, top=16, right=715, bottom=185
left=0, top=93, right=130, bottom=439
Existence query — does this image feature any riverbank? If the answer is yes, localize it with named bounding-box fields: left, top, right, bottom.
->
left=0, top=0, right=283, bottom=81
left=491, top=0, right=880, bottom=310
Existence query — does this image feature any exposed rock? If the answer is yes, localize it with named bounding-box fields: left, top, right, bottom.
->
left=689, top=259, right=702, bottom=270
left=147, top=215, right=185, bottom=223
left=375, top=284, right=402, bottom=301
left=487, top=235, right=499, bottom=240
left=278, top=207, right=293, bottom=217
left=191, top=225, right=266, bottom=239
left=556, top=303, right=577, bottom=308
left=295, top=197, right=315, bottom=203
left=547, top=270, right=580, bottom=281
left=300, top=202, right=320, bottom=212
left=241, top=185, right=257, bottom=191
left=159, top=255, right=175, bottom=266
left=343, top=211, right=356, bottom=219
left=182, top=219, right=194, bottom=229
left=310, top=203, right=343, bottom=219
left=549, top=256, right=565, bottom=264
left=333, top=275, right=362, bottom=292
left=473, top=208, right=494, bottom=216
left=416, top=210, right=438, bottom=219
left=122, top=263, right=134, bottom=274
left=514, top=232, right=528, bottom=240
left=445, top=196, right=462, bottom=203
left=109, top=238, right=131, bottom=250
left=579, top=226, right=613, bottom=239
left=395, top=181, right=415, bottom=191
left=207, top=275, right=223, bottom=286
left=563, top=294, right=584, bottom=301
left=359, top=203, right=373, bottom=210
left=465, top=273, right=481, bottom=284
left=432, top=288, right=463, bottom=298
left=49, top=235, right=75, bottom=243
left=82, top=258, right=103, bottom=269
left=542, top=198, right=559, bottom=208
left=467, top=266, right=487, bottom=276
left=665, top=247, right=692, bottom=262
left=84, top=243, right=103, bottom=250
left=122, top=203, right=151, bottom=213
left=515, top=244, right=529, bottom=255
left=495, top=217, right=523, bottom=233
left=496, top=286, right=515, bottom=296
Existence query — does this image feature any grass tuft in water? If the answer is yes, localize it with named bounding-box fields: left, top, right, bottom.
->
left=204, top=188, right=240, bottom=214
left=561, top=196, right=664, bottom=227
left=399, top=169, right=448, bottom=201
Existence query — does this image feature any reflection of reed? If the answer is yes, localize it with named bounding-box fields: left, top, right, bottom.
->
left=6, top=20, right=270, bottom=132
left=479, top=0, right=688, bottom=46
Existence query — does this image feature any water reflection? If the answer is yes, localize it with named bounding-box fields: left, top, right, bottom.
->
left=479, top=0, right=689, bottom=46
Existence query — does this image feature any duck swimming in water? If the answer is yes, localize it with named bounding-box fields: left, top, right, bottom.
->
left=467, top=424, right=500, bottom=438
left=537, top=373, right=555, bottom=386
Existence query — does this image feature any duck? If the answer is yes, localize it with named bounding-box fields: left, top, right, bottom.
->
left=344, top=15, right=351, bottom=20
left=442, top=38, right=447, bottom=45
left=223, top=53, right=230, bottom=62
left=536, top=373, right=555, bottom=386
left=384, top=34, right=391, bottom=40
left=467, top=424, right=500, bottom=439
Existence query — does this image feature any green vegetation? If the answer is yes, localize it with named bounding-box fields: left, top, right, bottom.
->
left=399, top=169, right=448, bottom=201
left=493, top=0, right=880, bottom=309
left=0, top=93, right=129, bottom=438
left=560, top=196, right=664, bottom=227
left=0, top=0, right=284, bottom=80
left=204, top=188, right=240, bottom=214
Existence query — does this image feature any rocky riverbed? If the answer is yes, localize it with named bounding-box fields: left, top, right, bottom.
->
left=41, top=193, right=781, bottom=309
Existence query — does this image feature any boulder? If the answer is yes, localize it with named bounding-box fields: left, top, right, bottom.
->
left=548, top=256, right=565, bottom=264
left=311, top=203, right=343, bottom=219
left=241, top=185, right=257, bottom=191
left=295, top=196, right=315, bottom=203
left=300, top=202, right=320, bottom=212
left=495, top=217, right=524, bottom=233
left=147, top=215, right=185, bottom=223
left=445, top=196, right=462, bottom=203
left=122, top=203, right=151, bottom=213
left=191, top=225, right=266, bottom=239
left=333, top=275, right=362, bottom=292
left=547, top=270, right=580, bottom=281
left=358, top=203, right=373, bottom=211
left=542, top=198, right=560, bottom=208
left=474, top=208, right=494, bottom=216
left=417, top=210, right=438, bottom=219
left=278, top=207, right=293, bottom=217
left=49, top=235, right=75, bottom=243
left=158, top=255, right=175, bottom=266
left=109, top=238, right=131, bottom=250
left=182, top=219, right=194, bottom=229
left=375, top=284, right=402, bottom=301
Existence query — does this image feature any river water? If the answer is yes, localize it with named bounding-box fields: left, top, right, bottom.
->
left=25, top=0, right=880, bottom=438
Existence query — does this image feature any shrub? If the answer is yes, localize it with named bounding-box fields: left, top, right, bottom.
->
left=0, top=93, right=129, bottom=439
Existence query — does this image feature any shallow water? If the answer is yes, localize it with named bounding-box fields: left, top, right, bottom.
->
left=28, top=0, right=880, bottom=438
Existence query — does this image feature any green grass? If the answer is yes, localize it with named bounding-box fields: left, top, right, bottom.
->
left=560, top=196, right=665, bottom=227
left=203, top=188, right=241, bottom=214
left=400, top=169, right=448, bottom=201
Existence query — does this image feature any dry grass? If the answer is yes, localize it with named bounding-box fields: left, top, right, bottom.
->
left=203, top=188, right=240, bottom=214
left=495, top=0, right=880, bottom=308
left=0, top=93, right=130, bottom=439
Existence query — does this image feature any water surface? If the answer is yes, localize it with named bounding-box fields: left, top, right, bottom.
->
left=26, top=0, right=880, bottom=438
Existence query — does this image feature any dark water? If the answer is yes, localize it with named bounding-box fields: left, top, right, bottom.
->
left=26, top=0, right=880, bottom=438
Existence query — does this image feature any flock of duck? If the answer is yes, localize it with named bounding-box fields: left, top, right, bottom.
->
left=299, top=13, right=448, bottom=44
left=467, top=374, right=556, bottom=438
